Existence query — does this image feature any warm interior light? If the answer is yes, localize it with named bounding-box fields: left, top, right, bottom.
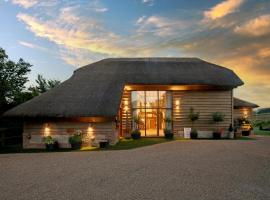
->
left=124, top=106, right=128, bottom=112
left=243, top=110, right=248, bottom=118
left=124, top=100, right=128, bottom=106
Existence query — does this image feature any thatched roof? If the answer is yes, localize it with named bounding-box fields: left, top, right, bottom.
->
left=234, top=97, right=259, bottom=109
left=4, top=58, right=243, bottom=118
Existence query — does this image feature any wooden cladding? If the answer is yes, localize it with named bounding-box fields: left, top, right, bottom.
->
left=172, top=90, right=233, bottom=134
left=120, top=88, right=233, bottom=137
left=120, top=90, right=132, bottom=136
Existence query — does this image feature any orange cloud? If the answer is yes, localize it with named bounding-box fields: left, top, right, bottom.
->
left=234, top=14, right=270, bottom=36
left=204, top=0, right=244, bottom=20
left=12, top=0, right=38, bottom=8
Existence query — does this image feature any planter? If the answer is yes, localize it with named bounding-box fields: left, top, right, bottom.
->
left=190, top=131, right=198, bottom=139
left=70, top=142, right=82, bottom=150
left=99, top=141, right=109, bottom=148
left=45, top=143, right=54, bottom=151
left=164, top=133, right=174, bottom=139
left=131, top=133, right=141, bottom=140
left=229, top=132, right=234, bottom=139
left=242, top=130, right=250, bottom=136
left=212, top=132, right=221, bottom=139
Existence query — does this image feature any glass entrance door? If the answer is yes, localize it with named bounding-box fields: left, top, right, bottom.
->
left=131, top=91, right=172, bottom=137
left=145, top=109, right=158, bottom=136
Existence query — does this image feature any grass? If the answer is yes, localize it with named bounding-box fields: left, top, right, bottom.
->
left=253, top=127, right=270, bottom=136
left=100, top=138, right=174, bottom=150
left=0, top=138, right=176, bottom=154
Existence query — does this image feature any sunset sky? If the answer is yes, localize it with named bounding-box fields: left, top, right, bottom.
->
left=0, top=0, right=269, bottom=108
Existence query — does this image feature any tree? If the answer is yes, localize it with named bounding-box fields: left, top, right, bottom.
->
left=28, top=74, right=61, bottom=97
left=0, top=48, right=31, bottom=113
left=188, top=107, right=200, bottom=130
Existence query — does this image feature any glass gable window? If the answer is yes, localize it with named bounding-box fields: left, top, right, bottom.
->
left=131, top=91, right=172, bottom=137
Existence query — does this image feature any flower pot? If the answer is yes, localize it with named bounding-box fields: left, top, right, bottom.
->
left=99, top=141, right=109, bottom=148
left=213, top=132, right=221, bottom=139
left=45, top=143, right=54, bottom=151
left=164, top=133, right=174, bottom=139
left=229, top=132, right=234, bottom=139
left=190, top=131, right=198, bottom=139
left=131, top=133, right=141, bottom=140
left=70, top=142, right=82, bottom=150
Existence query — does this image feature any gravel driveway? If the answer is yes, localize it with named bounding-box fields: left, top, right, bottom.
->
left=1, top=136, right=270, bottom=200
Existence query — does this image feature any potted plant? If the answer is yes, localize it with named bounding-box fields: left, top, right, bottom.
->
left=188, top=107, right=200, bottom=139
left=228, top=124, right=234, bottom=139
left=44, top=136, right=58, bottom=151
left=131, top=116, right=142, bottom=139
left=163, top=117, right=174, bottom=139
left=212, top=112, right=225, bottom=139
left=69, top=130, right=82, bottom=149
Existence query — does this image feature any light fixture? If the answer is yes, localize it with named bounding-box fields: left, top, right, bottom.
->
left=175, top=100, right=180, bottom=109
left=44, top=123, right=50, bottom=136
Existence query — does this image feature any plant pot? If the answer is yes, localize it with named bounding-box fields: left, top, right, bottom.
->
left=45, top=143, right=54, bottom=151
left=190, top=131, right=198, bottom=139
left=242, top=131, right=250, bottom=136
left=70, top=142, right=82, bottom=150
left=164, top=133, right=174, bottom=139
left=213, top=132, right=221, bottom=139
left=229, top=132, right=234, bottom=139
left=131, top=133, right=141, bottom=140
left=99, top=141, right=109, bottom=148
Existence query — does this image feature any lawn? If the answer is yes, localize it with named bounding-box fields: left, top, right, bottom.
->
left=0, top=138, right=175, bottom=154
left=253, top=127, right=270, bottom=136
left=83, top=138, right=175, bottom=151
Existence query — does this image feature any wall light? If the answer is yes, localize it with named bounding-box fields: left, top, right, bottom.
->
left=175, top=100, right=180, bottom=109
left=44, top=123, right=50, bottom=137
left=88, top=123, right=95, bottom=139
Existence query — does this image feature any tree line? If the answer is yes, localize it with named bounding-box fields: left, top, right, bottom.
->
left=0, top=47, right=61, bottom=114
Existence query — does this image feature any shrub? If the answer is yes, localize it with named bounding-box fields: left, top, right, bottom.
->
left=164, top=128, right=174, bottom=139
left=212, top=112, right=225, bottom=139
left=69, top=130, right=82, bottom=149
left=131, top=129, right=141, bottom=139
left=212, top=112, right=225, bottom=123
left=44, top=136, right=54, bottom=145
left=44, top=136, right=58, bottom=151
left=188, top=107, right=200, bottom=139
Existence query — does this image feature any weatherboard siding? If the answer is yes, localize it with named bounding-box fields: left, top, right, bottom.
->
left=23, top=121, right=118, bottom=149
left=172, top=90, right=233, bottom=137
left=120, top=89, right=233, bottom=138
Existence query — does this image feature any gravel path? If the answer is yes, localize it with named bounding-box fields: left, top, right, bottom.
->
left=1, top=136, right=270, bottom=200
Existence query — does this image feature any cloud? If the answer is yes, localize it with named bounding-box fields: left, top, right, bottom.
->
left=136, top=15, right=187, bottom=37
left=12, top=0, right=38, bottom=8
left=234, top=14, right=270, bottom=36
left=18, top=40, right=49, bottom=52
left=95, top=8, right=108, bottom=12
left=204, top=0, right=244, bottom=20
left=16, top=12, right=128, bottom=57
left=142, top=0, right=154, bottom=6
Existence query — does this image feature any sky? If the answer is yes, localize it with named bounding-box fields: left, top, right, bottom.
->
left=0, top=0, right=269, bottom=108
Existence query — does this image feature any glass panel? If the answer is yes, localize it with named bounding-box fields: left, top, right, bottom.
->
left=146, top=91, right=158, bottom=108
left=145, top=109, right=158, bottom=136
left=159, top=91, right=172, bottom=108
left=166, top=91, right=172, bottom=108
left=132, top=109, right=146, bottom=136
left=131, top=91, right=145, bottom=108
